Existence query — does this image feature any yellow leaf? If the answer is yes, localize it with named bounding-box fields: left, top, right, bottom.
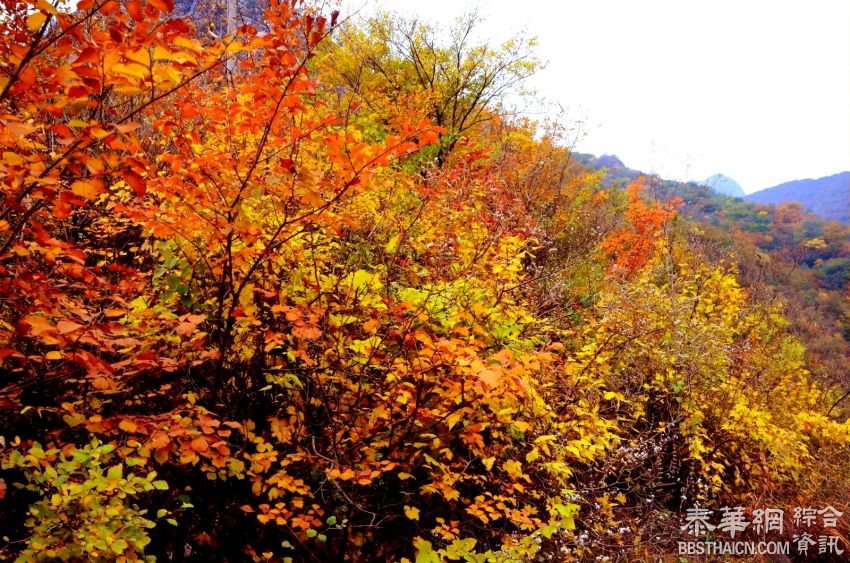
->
left=351, top=269, right=373, bottom=291
left=172, top=36, right=203, bottom=53
left=502, top=459, right=524, bottom=480
left=112, top=62, right=149, bottom=80
left=2, top=152, right=23, bottom=165
left=88, top=126, right=110, bottom=139
left=36, top=0, right=57, bottom=14
left=446, top=410, right=463, bottom=431
left=384, top=234, right=399, bottom=253
left=125, top=48, right=151, bottom=67
left=45, top=350, right=62, bottom=360
left=152, top=45, right=174, bottom=61
left=404, top=505, right=420, bottom=521
left=27, top=11, right=47, bottom=32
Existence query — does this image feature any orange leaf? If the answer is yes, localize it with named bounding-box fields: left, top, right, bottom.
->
left=21, top=315, right=53, bottom=337
left=154, top=447, right=169, bottom=464
left=148, top=431, right=170, bottom=449
left=56, top=320, right=84, bottom=334
left=91, top=376, right=115, bottom=390
left=300, top=188, right=324, bottom=208
left=190, top=436, right=209, bottom=452
left=83, top=156, right=105, bottom=175
left=70, top=180, right=104, bottom=200
left=119, top=419, right=138, bottom=433
left=148, top=0, right=172, bottom=13
left=477, top=368, right=501, bottom=389
left=4, top=121, right=37, bottom=137
left=115, top=123, right=141, bottom=134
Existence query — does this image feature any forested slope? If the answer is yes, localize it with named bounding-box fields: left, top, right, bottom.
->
left=746, top=172, right=850, bottom=224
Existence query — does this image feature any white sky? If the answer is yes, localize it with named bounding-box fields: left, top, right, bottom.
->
left=340, top=0, right=850, bottom=193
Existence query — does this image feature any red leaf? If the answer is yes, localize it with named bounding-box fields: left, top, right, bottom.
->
left=126, top=0, right=144, bottom=21
left=124, top=171, right=146, bottom=196
left=74, top=47, right=100, bottom=65
left=0, top=349, right=25, bottom=363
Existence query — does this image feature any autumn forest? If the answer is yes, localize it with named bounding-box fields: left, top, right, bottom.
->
left=2, top=0, right=850, bottom=561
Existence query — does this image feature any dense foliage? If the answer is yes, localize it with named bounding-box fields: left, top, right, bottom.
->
left=1, top=0, right=849, bottom=561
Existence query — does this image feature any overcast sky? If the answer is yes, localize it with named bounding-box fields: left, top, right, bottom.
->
left=340, top=0, right=850, bottom=193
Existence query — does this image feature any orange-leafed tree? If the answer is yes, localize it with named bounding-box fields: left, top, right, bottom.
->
left=600, top=178, right=681, bottom=277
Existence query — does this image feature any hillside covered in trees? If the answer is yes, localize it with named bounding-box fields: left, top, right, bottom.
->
left=2, top=0, right=850, bottom=561
left=746, top=172, right=850, bottom=224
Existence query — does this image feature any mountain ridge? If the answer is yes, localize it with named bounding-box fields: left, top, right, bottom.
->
left=745, top=171, right=850, bottom=224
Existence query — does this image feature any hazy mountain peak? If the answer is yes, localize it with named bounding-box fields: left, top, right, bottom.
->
left=703, top=174, right=745, bottom=197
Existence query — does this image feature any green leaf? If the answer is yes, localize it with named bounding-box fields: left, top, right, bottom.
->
left=413, top=538, right=441, bottom=563
left=111, top=539, right=129, bottom=554
left=107, top=464, right=123, bottom=480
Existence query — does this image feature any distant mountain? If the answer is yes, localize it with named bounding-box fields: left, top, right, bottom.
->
left=571, top=153, right=642, bottom=187
left=702, top=174, right=745, bottom=198
left=594, top=154, right=626, bottom=170
left=745, top=172, right=850, bottom=224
